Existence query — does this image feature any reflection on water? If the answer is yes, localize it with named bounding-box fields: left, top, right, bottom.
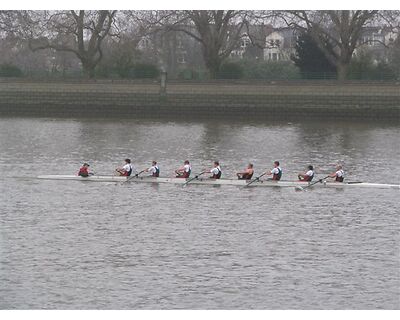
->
left=0, top=117, right=399, bottom=309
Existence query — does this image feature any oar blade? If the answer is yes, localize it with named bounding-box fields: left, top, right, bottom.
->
left=182, top=180, right=191, bottom=187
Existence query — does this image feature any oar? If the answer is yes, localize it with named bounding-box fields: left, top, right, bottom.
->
left=122, top=169, right=147, bottom=184
left=295, top=175, right=330, bottom=191
left=245, top=171, right=268, bottom=187
left=183, top=171, right=207, bottom=187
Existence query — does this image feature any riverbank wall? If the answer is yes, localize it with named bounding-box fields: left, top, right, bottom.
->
left=0, top=79, right=399, bottom=120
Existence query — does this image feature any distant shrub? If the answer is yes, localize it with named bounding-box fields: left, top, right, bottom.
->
left=95, top=62, right=160, bottom=79
left=95, top=65, right=118, bottom=78
left=0, top=64, right=23, bottom=77
left=217, top=62, right=243, bottom=79
left=348, top=52, right=397, bottom=80
left=131, top=63, right=160, bottom=79
left=372, top=62, right=397, bottom=80
left=238, top=60, right=301, bottom=80
left=178, top=68, right=199, bottom=80
left=177, top=68, right=209, bottom=80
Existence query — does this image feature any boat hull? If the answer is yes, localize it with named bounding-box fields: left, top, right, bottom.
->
left=36, top=175, right=400, bottom=189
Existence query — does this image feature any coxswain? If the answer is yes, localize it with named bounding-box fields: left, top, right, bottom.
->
left=236, top=163, right=254, bottom=180
left=298, top=165, right=314, bottom=182
left=146, top=161, right=160, bottom=177
left=266, top=161, right=282, bottom=181
left=175, top=160, right=191, bottom=178
left=116, top=158, right=134, bottom=176
left=328, top=165, right=345, bottom=182
left=208, top=161, right=222, bottom=179
left=78, top=163, right=92, bottom=177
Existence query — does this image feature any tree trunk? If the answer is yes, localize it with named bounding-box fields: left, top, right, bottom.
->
left=204, top=53, right=222, bottom=79
left=207, top=62, right=221, bottom=79
left=82, top=62, right=96, bottom=79
left=336, top=63, right=349, bottom=81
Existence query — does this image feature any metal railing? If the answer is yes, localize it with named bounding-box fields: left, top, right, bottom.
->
left=0, top=70, right=399, bottom=83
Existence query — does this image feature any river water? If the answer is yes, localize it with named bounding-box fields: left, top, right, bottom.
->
left=0, top=117, right=399, bottom=309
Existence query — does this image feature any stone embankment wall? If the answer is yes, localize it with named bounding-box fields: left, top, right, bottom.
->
left=0, top=79, right=399, bottom=120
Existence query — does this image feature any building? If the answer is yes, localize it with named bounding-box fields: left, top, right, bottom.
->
left=263, top=28, right=297, bottom=62
left=230, top=26, right=297, bottom=62
left=231, top=25, right=398, bottom=64
left=354, top=26, right=399, bottom=63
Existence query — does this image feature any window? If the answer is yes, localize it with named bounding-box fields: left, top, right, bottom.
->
left=267, top=39, right=282, bottom=48
left=362, top=36, right=373, bottom=46
left=241, top=38, right=249, bottom=48
left=373, top=34, right=384, bottom=46
left=178, top=52, right=187, bottom=64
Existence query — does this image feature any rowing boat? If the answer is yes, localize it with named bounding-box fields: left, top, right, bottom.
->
left=36, top=175, right=400, bottom=189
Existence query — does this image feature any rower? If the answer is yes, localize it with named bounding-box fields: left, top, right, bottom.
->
left=237, top=163, right=254, bottom=180
left=146, top=161, right=160, bottom=177
left=298, top=165, right=314, bottom=182
left=78, top=162, right=92, bottom=177
left=116, top=158, right=134, bottom=176
left=175, top=160, right=191, bottom=178
left=328, top=165, right=344, bottom=182
left=208, top=161, right=222, bottom=179
left=266, top=161, right=282, bottom=181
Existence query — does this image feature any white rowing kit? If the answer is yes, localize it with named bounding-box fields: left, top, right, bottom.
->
left=123, top=163, right=133, bottom=172
left=271, top=167, right=281, bottom=174
left=306, top=170, right=314, bottom=177
left=336, top=169, right=344, bottom=178
left=148, top=166, right=158, bottom=175
left=210, top=166, right=221, bottom=174
left=36, top=175, right=400, bottom=189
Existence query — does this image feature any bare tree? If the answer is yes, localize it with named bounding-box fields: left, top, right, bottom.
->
left=282, top=10, right=379, bottom=80
left=24, top=10, right=117, bottom=78
left=0, top=11, right=24, bottom=35
left=165, top=10, right=248, bottom=78
left=379, top=10, right=400, bottom=31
